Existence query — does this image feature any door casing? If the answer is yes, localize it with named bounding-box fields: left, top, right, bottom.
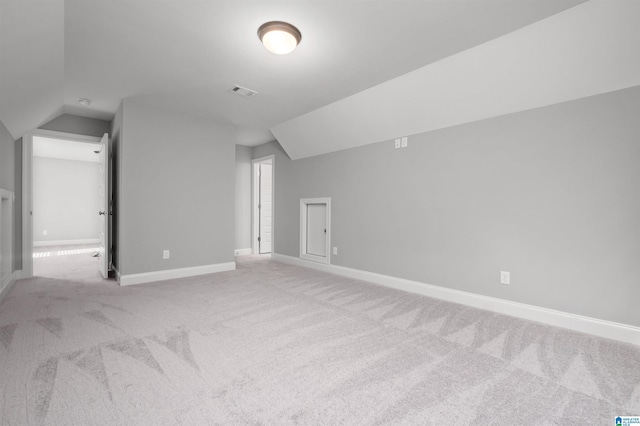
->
left=300, top=197, right=331, bottom=264
left=21, top=129, right=102, bottom=278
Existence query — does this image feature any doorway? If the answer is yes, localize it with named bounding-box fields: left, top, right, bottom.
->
left=300, top=197, right=331, bottom=264
left=252, top=155, right=274, bottom=255
left=22, top=130, right=111, bottom=280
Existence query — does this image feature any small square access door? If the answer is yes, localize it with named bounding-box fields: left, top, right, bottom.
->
left=300, top=198, right=331, bottom=264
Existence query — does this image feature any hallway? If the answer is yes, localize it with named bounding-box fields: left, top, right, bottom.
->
left=33, top=243, right=105, bottom=282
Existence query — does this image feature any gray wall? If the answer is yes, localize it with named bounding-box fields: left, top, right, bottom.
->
left=254, top=86, right=640, bottom=327
left=118, top=99, right=235, bottom=275
left=32, top=157, right=98, bottom=243
left=235, top=145, right=252, bottom=250
left=0, top=120, right=16, bottom=274
left=0, top=120, right=15, bottom=192
left=40, top=114, right=111, bottom=137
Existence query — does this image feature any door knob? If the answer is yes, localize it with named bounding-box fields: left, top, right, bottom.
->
left=99, top=211, right=106, bottom=215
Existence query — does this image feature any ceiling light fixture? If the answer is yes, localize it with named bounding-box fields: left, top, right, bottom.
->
left=258, top=21, right=301, bottom=55
left=77, top=98, right=91, bottom=106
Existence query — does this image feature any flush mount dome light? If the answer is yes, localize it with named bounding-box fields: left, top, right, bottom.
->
left=258, top=21, right=301, bottom=55
left=77, top=98, right=91, bottom=106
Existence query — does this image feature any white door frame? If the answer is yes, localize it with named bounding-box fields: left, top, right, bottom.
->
left=300, top=197, right=331, bottom=264
left=252, top=155, right=275, bottom=255
left=21, top=129, right=101, bottom=278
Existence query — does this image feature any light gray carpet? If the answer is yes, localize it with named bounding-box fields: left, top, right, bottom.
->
left=1, top=252, right=639, bottom=425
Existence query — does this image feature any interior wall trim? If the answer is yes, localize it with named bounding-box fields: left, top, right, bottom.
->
left=118, top=261, right=236, bottom=286
left=272, top=253, right=640, bottom=346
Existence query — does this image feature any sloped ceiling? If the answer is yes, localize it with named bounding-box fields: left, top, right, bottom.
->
left=1, top=0, right=603, bottom=153
left=273, top=0, right=640, bottom=159
left=0, top=0, right=65, bottom=141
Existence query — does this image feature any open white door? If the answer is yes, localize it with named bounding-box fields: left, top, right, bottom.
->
left=97, top=133, right=110, bottom=278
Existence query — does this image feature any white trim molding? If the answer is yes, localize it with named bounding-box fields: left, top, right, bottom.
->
left=34, top=238, right=100, bottom=247
left=22, top=129, right=103, bottom=279
left=234, top=248, right=252, bottom=256
left=299, top=197, right=331, bottom=264
left=118, top=262, right=236, bottom=286
left=272, top=254, right=640, bottom=346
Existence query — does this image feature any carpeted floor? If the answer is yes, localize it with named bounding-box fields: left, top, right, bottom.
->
left=1, top=250, right=639, bottom=424
left=32, top=244, right=104, bottom=281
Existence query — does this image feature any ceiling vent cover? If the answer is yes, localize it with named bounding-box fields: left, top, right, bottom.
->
left=232, top=85, right=258, bottom=98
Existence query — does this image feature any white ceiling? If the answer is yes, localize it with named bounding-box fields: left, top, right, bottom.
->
left=33, top=137, right=100, bottom=163
left=0, top=0, right=599, bottom=153
left=274, top=0, right=640, bottom=159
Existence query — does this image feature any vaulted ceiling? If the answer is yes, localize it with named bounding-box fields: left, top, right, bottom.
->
left=3, top=1, right=637, bottom=159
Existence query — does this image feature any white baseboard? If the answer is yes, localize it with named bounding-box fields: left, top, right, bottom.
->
left=0, top=270, right=20, bottom=303
left=234, top=248, right=252, bottom=256
left=119, top=262, right=236, bottom=286
left=34, top=238, right=100, bottom=247
left=272, top=254, right=640, bottom=346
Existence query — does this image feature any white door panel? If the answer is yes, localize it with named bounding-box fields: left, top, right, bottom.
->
left=300, top=198, right=330, bottom=264
left=259, top=163, right=272, bottom=253
left=306, top=204, right=326, bottom=256
left=98, top=133, right=109, bottom=278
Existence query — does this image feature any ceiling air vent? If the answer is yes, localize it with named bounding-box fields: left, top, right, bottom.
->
left=232, top=85, right=258, bottom=98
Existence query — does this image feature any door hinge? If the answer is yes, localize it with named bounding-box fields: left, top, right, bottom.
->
left=258, top=237, right=261, bottom=242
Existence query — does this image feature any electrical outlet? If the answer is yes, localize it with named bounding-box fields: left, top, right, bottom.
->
left=163, top=250, right=170, bottom=259
left=394, top=139, right=401, bottom=149
left=43, top=230, right=47, bottom=236
left=500, top=271, right=510, bottom=285
left=333, top=247, right=338, bottom=255
left=401, top=137, right=408, bottom=147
